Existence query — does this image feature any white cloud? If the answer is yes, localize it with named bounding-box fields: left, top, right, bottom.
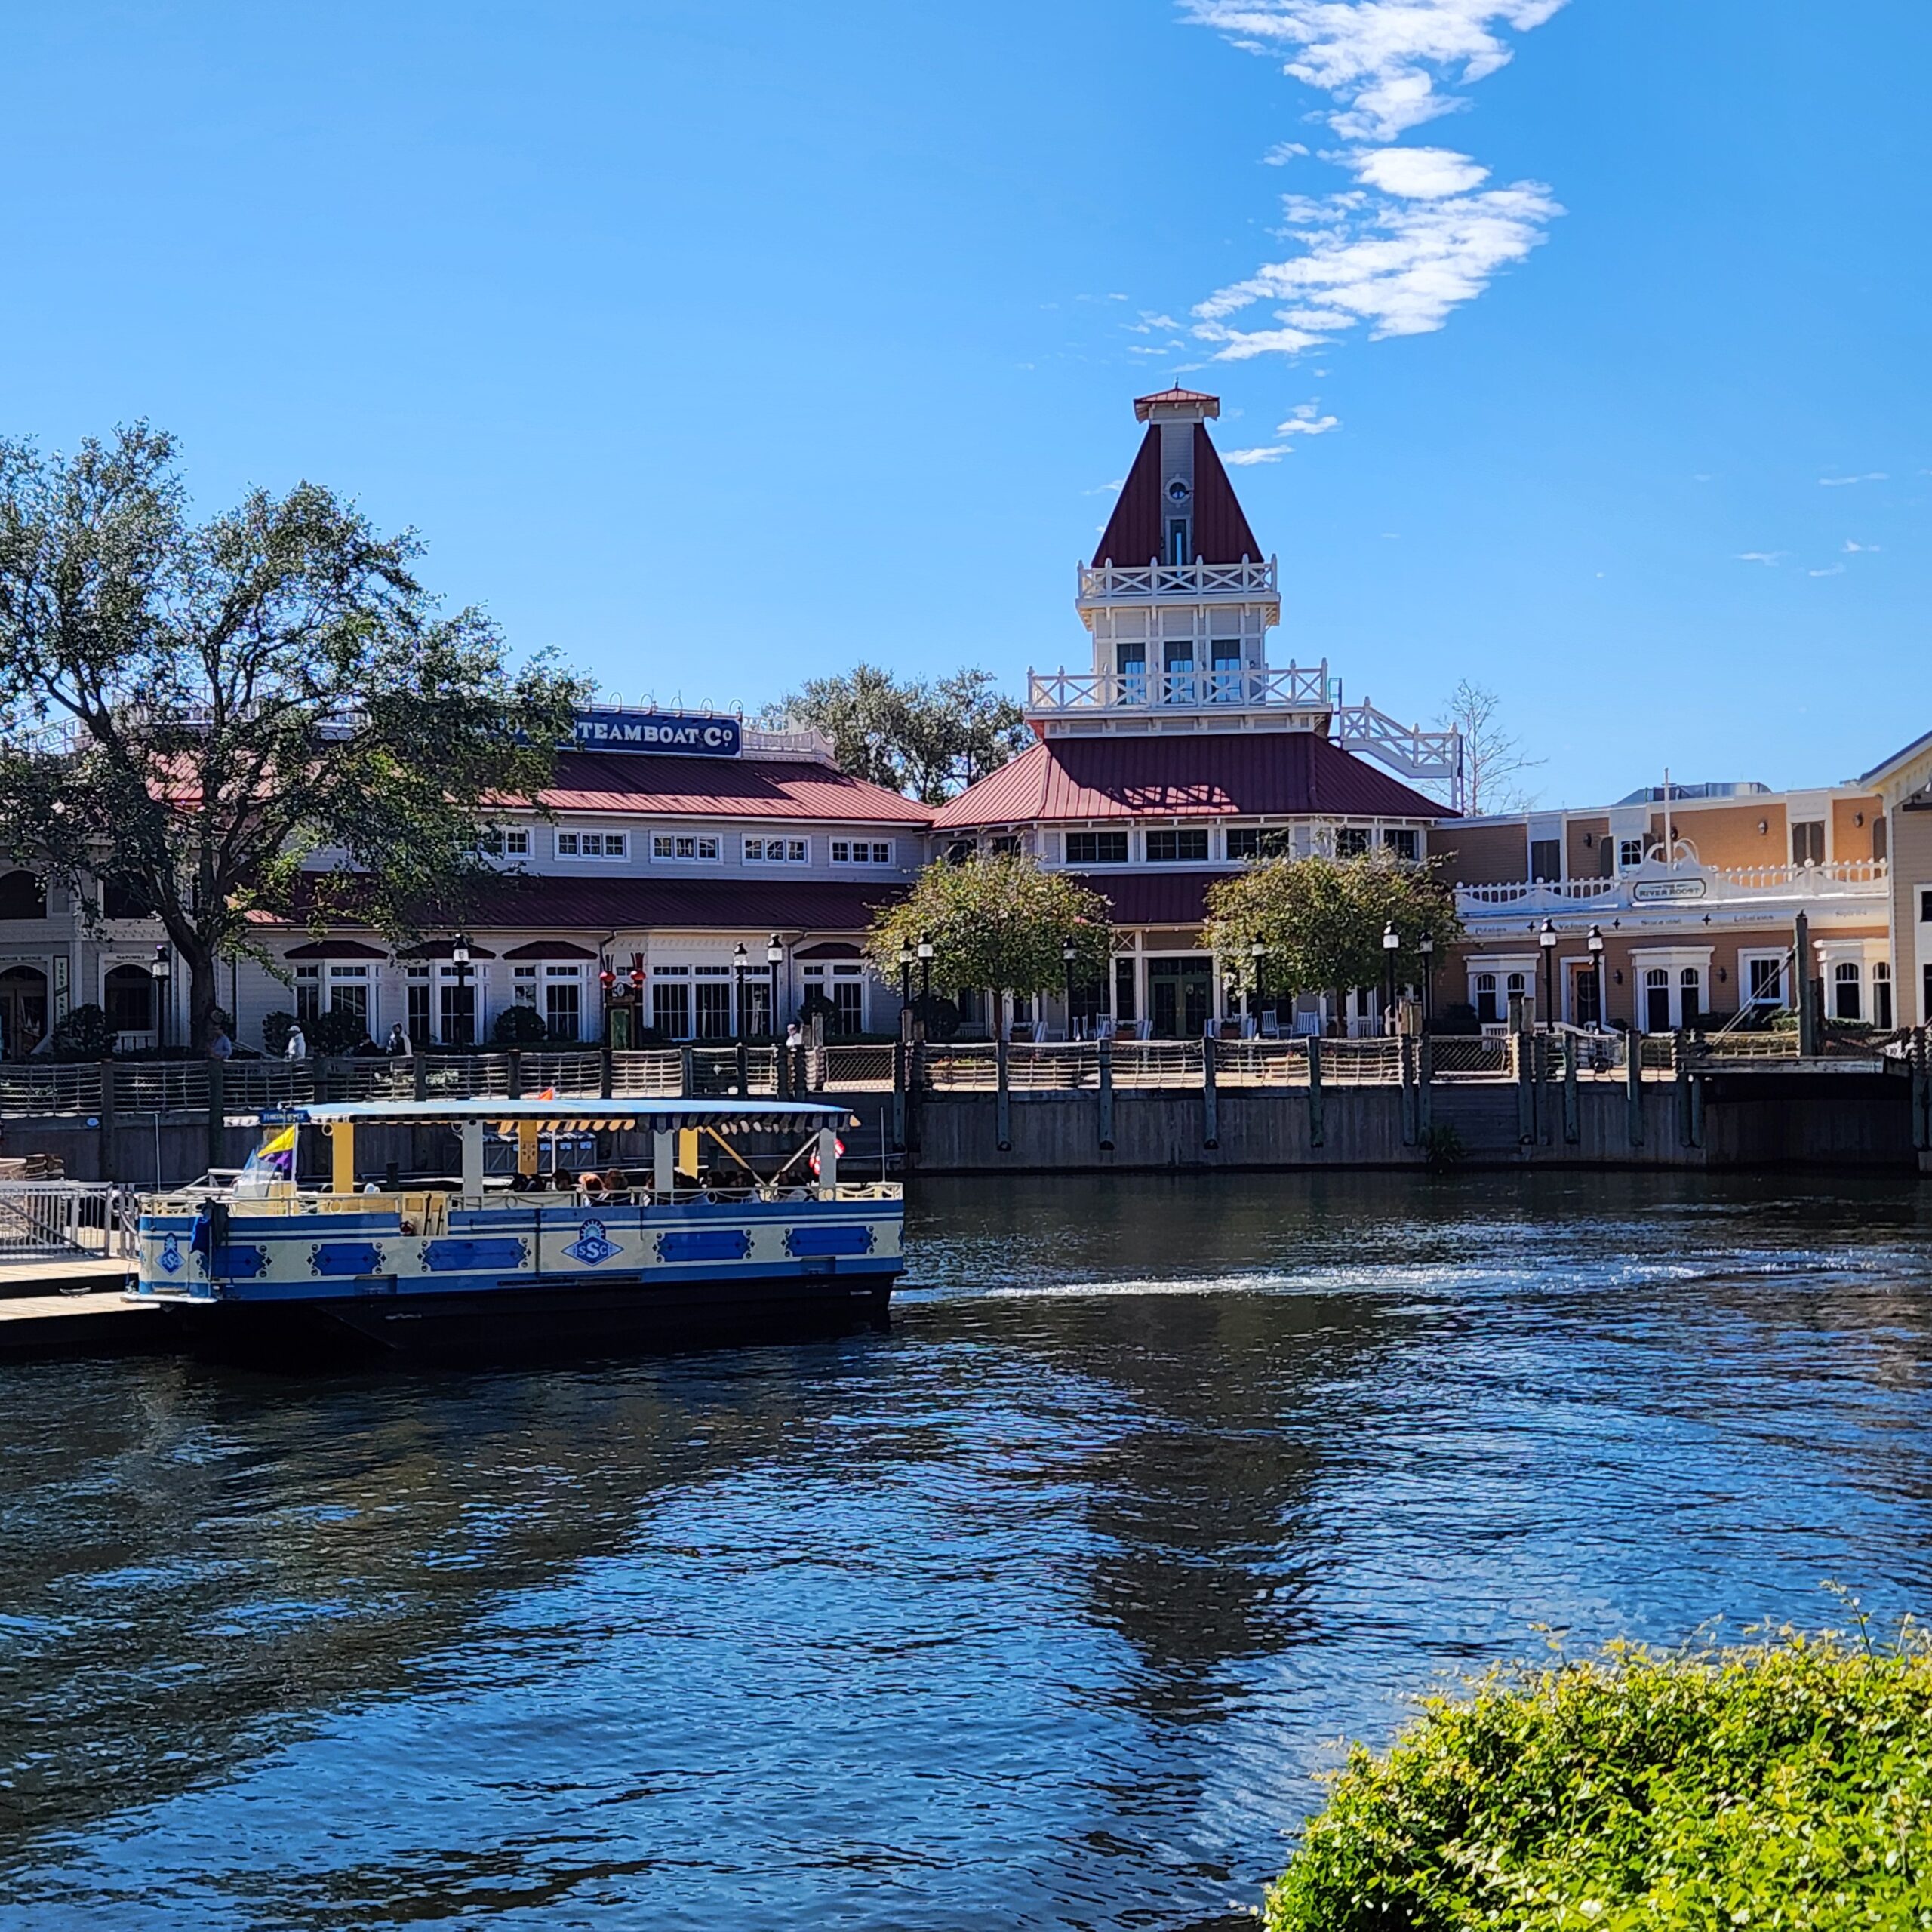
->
left=1265, top=141, right=1311, bottom=163
left=1278, top=402, right=1341, bottom=434
left=1843, top=539, right=1879, bottom=552
left=1085, top=478, right=1127, bottom=495
left=1181, top=2, right=1564, bottom=358
left=1736, top=552, right=1783, bottom=565
left=1182, top=0, right=1567, bottom=140
left=1808, top=564, right=1846, bottom=577
left=1819, top=472, right=1887, bottom=486
left=1195, top=177, right=1560, bottom=350
left=1226, top=445, right=1293, bottom=465
left=1350, top=144, right=1489, bottom=197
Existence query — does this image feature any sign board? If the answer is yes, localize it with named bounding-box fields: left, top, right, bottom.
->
left=571, top=710, right=741, bottom=758
left=1631, top=876, right=1707, bottom=903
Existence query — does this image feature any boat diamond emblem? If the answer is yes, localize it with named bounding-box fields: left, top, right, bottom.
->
left=563, top=1218, right=622, bottom=1266
left=158, top=1234, right=183, bottom=1275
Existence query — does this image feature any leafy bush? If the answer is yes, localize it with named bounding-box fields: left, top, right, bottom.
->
left=262, top=1006, right=364, bottom=1054
left=911, top=992, right=961, bottom=1041
left=1433, top=1001, right=1481, bottom=1037
left=261, top=1010, right=297, bottom=1055
left=1266, top=1620, right=1932, bottom=1932
left=50, top=1003, right=115, bottom=1061
left=491, top=1003, right=550, bottom=1045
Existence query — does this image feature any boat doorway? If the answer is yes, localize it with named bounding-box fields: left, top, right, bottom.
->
left=1147, top=958, right=1211, bottom=1039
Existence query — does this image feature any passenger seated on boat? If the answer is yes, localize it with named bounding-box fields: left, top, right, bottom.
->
left=578, top=1169, right=618, bottom=1204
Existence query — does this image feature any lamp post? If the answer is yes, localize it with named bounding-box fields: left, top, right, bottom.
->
left=766, top=933, right=785, bottom=1033
left=1062, top=938, right=1078, bottom=1037
left=918, top=931, right=934, bottom=1004
left=732, top=941, right=749, bottom=1096
left=1587, top=924, right=1605, bottom=1031
left=897, top=940, right=915, bottom=1041
left=451, top=934, right=474, bottom=1047
left=152, top=943, right=171, bottom=1052
left=1381, top=922, right=1400, bottom=1035
left=1418, top=930, right=1435, bottom=1032
left=1250, top=937, right=1266, bottom=1030
left=1539, top=918, right=1557, bottom=1029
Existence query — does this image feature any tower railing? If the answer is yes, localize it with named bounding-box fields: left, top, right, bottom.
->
left=1076, top=558, right=1278, bottom=604
left=1027, top=663, right=1331, bottom=715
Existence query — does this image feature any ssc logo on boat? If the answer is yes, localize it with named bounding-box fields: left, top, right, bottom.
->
left=563, top=1219, right=623, bottom=1266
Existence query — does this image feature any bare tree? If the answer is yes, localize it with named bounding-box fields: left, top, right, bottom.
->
left=1438, top=679, right=1543, bottom=815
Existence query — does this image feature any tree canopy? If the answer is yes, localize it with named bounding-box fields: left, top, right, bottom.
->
left=866, top=854, right=1113, bottom=1014
left=1203, top=849, right=1462, bottom=1004
left=0, top=424, right=585, bottom=1045
left=761, top=663, right=1028, bottom=804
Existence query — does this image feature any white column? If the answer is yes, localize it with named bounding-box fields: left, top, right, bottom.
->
left=816, top=1126, right=838, bottom=1195
left=459, top=1120, right=485, bottom=1199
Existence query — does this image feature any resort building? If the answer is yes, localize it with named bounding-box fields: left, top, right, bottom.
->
left=0, top=385, right=1926, bottom=1053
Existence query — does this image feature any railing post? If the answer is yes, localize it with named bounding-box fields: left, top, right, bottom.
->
left=1516, top=1032, right=1535, bottom=1146
left=1914, top=1028, right=1930, bottom=1152
left=1626, top=1032, right=1645, bottom=1149
left=891, top=1038, right=906, bottom=1152
left=1536, top=1032, right=1554, bottom=1147
left=1201, top=1032, right=1218, bottom=1149
left=506, top=1049, right=522, bottom=1100
left=1417, top=1034, right=1433, bottom=1140
left=680, top=1045, right=694, bottom=1099
left=1306, top=1035, right=1324, bottom=1149
left=1398, top=1035, right=1416, bottom=1146
left=995, top=1031, right=1011, bottom=1152
left=1097, top=1035, right=1114, bottom=1150
left=599, top=1040, right=614, bottom=1101
left=1675, top=1030, right=1694, bottom=1148
left=206, top=1060, right=224, bottom=1174
left=98, top=1060, right=116, bottom=1183
left=736, top=1038, right=749, bottom=1100
left=1563, top=1040, right=1580, bottom=1145
left=413, top=1050, right=429, bottom=1100
left=1795, top=912, right=1817, bottom=1056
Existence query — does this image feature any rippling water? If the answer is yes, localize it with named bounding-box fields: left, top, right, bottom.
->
left=2, top=1171, right=1930, bottom=1930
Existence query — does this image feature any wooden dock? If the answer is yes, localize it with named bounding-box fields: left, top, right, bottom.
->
left=0, top=1259, right=174, bottom=1358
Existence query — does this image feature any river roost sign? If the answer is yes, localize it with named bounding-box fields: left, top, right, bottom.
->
left=571, top=710, right=742, bottom=757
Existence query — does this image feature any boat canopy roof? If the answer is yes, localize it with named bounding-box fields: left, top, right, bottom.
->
left=256, top=1098, right=858, bottom=1133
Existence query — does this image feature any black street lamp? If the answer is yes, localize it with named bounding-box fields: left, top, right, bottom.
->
left=152, top=943, right=171, bottom=1052
left=897, top=939, right=915, bottom=1032
left=1587, top=924, right=1605, bottom=1030
left=732, top=941, right=749, bottom=1096
left=765, top=933, right=785, bottom=1031
left=1539, top=918, right=1558, bottom=1029
left=1249, top=937, right=1266, bottom=1029
left=1418, top=930, right=1435, bottom=1031
left=917, top=931, right=934, bottom=1003
left=1381, top=922, right=1400, bottom=1034
left=1062, top=937, right=1078, bottom=1036
left=451, top=934, right=474, bottom=1047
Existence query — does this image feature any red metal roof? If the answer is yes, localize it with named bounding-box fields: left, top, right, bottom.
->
left=1093, top=425, right=1164, bottom=568
left=267, top=873, right=907, bottom=937
left=1134, top=388, right=1220, bottom=420
left=1078, top=870, right=1220, bottom=926
left=533, top=752, right=932, bottom=825
left=1191, top=423, right=1262, bottom=563
left=931, top=732, right=1451, bottom=828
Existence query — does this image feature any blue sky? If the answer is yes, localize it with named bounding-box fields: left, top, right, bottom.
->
left=2, top=2, right=1927, bottom=805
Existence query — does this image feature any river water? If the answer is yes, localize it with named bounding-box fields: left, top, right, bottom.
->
left=2, top=1172, right=1930, bottom=1930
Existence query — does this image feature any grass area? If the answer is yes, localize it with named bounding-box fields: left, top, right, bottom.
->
left=1266, top=1614, right=1932, bottom=1930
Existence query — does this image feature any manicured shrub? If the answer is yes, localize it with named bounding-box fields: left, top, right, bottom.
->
left=1266, top=1622, right=1932, bottom=1931
left=50, top=1003, right=114, bottom=1061
left=491, top=1003, right=551, bottom=1045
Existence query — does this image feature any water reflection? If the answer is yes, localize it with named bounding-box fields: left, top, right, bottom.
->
left=1, top=1172, right=1928, bottom=1930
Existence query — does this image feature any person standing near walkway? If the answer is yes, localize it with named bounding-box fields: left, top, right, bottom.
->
left=284, top=1021, right=307, bottom=1062
left=386, top=1021, right=411, bottom=1057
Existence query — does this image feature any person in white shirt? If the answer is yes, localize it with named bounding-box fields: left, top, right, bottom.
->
left=284, top=1023, right=307, bottom=1061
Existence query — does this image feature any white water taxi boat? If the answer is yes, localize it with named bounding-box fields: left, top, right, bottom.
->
left=129, top=1097, right=902, bottom=1358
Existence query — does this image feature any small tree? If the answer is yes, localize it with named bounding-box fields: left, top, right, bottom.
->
left=1204, top=850, right=1462, bottom=1021
left=0, top=426, right=585, bottom=1049
left=1438, top=678, right=1542, bottom=815
left=762, top=664, right=1027, bottom=804
left=491, top=1003, right=550, bottom=1045
left=867, top=854, right=1112, bottom=1037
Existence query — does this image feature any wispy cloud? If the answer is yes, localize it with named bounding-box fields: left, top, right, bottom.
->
left=1843, top=539, right=1880, bottom=553
left=1736, top=552, right=1783, bottom=566
left=1808, top=564, right=1846, bottom=577
left=1819, top=472, right=1887, bottom=486
left=1223, top=401, right=1344, bottom=463
left=1084, top=478, right=1127, bottom=496
left=1180, top=2, right=1564, bottom=358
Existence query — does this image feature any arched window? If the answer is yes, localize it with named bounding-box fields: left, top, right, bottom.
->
left=0, top=872, right=45, bottom=920
left=1873, top=962, right=1893, bottom=1029
left=1834, top=960, right=1862, bottom=1022
left=1679, top=966, right=1702, bottom=1029
left=1474, top=972, right=1499, bottom=1025
left=103, top=964, right=155, bottom=1036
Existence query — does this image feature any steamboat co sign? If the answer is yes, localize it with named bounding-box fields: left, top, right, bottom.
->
left=571, top=710, right=742, bottom=757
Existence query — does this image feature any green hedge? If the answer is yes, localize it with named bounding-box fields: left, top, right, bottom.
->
left=1267, top=1624, right=1932, bottom=1930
